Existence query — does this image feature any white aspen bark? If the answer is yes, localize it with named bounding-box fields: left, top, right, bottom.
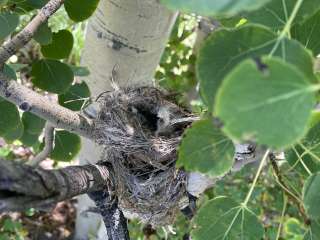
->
left=74, top=1, right=178, bottom=239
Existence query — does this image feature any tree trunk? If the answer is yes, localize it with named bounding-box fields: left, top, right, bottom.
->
left=74, top=1, right=178, bottom=239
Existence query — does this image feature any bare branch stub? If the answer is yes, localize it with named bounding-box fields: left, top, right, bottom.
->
left=0, top=0, right=64, bottom=64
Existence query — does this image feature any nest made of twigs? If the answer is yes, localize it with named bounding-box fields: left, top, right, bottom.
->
left=93, top=86, right=195, bottom=226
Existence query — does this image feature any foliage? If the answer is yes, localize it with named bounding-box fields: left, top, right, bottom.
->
left=0, top=218, right=27, bottom=240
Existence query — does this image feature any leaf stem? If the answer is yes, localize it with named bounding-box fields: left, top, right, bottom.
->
left=292, top=145, right=312, bottom=176
left=299, top=142, right=320, bottom=165
left=242, top=149, right=270, bottom=207
left=269, top=0, right=305, bottom=56
left=276, top=194, right=287, bottom=240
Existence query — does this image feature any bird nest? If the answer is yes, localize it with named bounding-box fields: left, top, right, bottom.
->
left=93, top=86, right=195, bottom=226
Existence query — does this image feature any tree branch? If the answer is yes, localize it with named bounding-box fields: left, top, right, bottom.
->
left=0, top=73, right=95, bottom=139
left=0, top=159, right=111, bottom=212
left=0, top=0, right=64, bottom=64
left=88, top=190, right=130, bottom=240
left=27, top=122, right=55, bottom=167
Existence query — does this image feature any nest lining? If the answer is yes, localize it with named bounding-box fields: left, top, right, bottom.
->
left=93, top=86, right=195, bottom=226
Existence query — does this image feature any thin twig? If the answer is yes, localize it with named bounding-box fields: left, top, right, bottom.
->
left=27, top=122, right=55, bottom=167
left=0, top=0, right=64, bottom=64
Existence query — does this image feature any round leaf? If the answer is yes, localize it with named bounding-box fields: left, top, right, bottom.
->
left=191, top=196, right=264, bottom=240
left=160, top=0, right=271, bottom=17
left=303, top=173, right=320, bottom=220
left=33, top=21, right=52, bottom=45
left=245, top=0, right=320, bottom=29
left=178, top=119, right=235, bottom=177
left=215, top=57, right=315, bottom=148
left=0, top=11, right=19, bottom=40
left=3, top=63, right=17, bottom=80
left=19, top=130, right=40, bottom=147
left=197, top=25, right=315, bottom=108
left=292, top=10, right=320, bottom=56
left=304, top=219, right=320, bottom=239
left=3, top=121, right=23, bottom=142
left=31, top=59, right=74, bottom=94
left=41, top=30, right=73, bottom=59
left=0, top=101, right=21, bottom=136
left=22, top=112, right=45, bottom=135
left=58, top=82, right=90, bottom=111
left=65, top=0, right=100, bottom=22
left=7, top=0, right=48, bottom=12
left=286, top=123, right=320, bottom=176
left=50, top=130, right=81, bottom=162
left=68, top=65, right=90, bottom=77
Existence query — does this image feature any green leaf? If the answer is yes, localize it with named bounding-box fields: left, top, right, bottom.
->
left=215, top=57, right=316, bottom=148
left=31, top=59, right=74, bottom=94
left=3, top=63, right=17, bottom=80
left=308, top=110, right=320, bottom=128
left=286, top=123, right=320, bottom=176
left=177, top=119, right=235, bottom=177
left=3, top=218, right=22, bottom=232
left=245, top=0, right=320, bottom=29
left=41, top=30, right=73, bottom=59
left=197, top=25, right=315, bottom=108
left=0, top=101, right=21, bottom=136
left=303, top=172, right=320, bottom=220
left=19, top=130, right=39, bottom=147
left=50, top=130, right=81, bottom=162
left=284, top=218, right=305, bottom=237
left=0, top=64, right=16, bottom=102
left=26, top=0, right=48, bottom=9
left=0, top=11, right=19, bottom=40
left=58, top=82, right=90, bottom=111
left=33, top=21, right=52, bottom=45
left=191, top=196, right=264, bottom=240
left=7, top=0, right=48, bottom=12
left=160, top=0, right=271, bottom=17
left=7, top=63, right=27, bottom=72
left=65, top=0, right=100, bottom=22
left=3, top=121, right=23, bottom=142
left=304, top=219, right=320, bottom=240
left=21, top=112, right=45, bottom=135
left=292, top=10, right=320, bottom=56
left=68, top=65, right=90, bottom=77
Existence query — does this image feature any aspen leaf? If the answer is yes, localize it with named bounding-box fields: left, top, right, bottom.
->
left=215, top=57, right=315, bottom=148
left=0, top=11, right=19, bottom=40
left=31, top=59, right=74, bottom=94
left=50, top=131, right=81, bottom=162
left=178, top=119, right=234, bottom=177
left=246, top=0, right=320, bottom=29
left=191, top=196, right=264, bottom=240
left=303, top=173, right=320, bottom=220
left=160, top=0, right=271, bottom=17
left=41, top=30, right=73, bottom=59
left=58, top=82, right=90, bottom=111
left=197, top=25, right=315, bottom=108
left=65, top=0, right=100, bottom=22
